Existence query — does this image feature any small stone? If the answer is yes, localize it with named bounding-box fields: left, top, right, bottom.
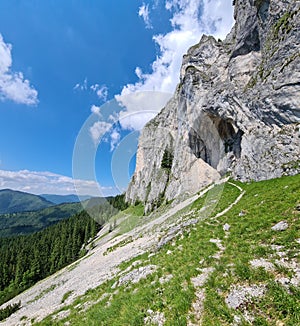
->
left=233, top=315, right=242, bottom=325
left=250, top=258, right=275, bottom=271
left=159, top=274, right=173, bottom=285
left=132, top=260, right=142, bottom=267
left=191, top=267, right=214, bottom=287
left=117, top=265, right=157, bottom=286
left=271, top=221, right=288, bottom=231
left=225, top=285, right=266, bottom=310
left=144, top=310, right=165, bottom=326
left=277, top=277, right=290, bottom=287
left=223, top=223, right=231, bottom=232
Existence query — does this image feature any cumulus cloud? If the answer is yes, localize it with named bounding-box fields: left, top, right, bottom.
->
left=110, top=128, right=121, bottom=151
left=0, top=34, right=38, bottom=105
left=115, top=0, right=234, bottom=131
left=0, top=169, right=114, bottom=196
left=116, top=91, right=172, bottom=130
left=91, top=104, right=102, bottom=116
left=89, top=120, right=121, bottom=151
left=201, top=0, right=235, bottom=39
left=89, top=120, right=112, bottom=145
left=139, top=3, right=152, bottom=29
left=92, top=84, right=108, bottom=101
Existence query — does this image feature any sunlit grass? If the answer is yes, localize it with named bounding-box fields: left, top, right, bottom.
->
left=34, top=175, right=300, bottom=326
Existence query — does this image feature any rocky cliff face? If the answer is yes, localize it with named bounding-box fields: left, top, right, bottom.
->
left=126, top=0, right=300, bottom=212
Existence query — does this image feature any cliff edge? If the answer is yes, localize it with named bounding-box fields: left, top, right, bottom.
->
left=126, top=0, right=300, bottom=212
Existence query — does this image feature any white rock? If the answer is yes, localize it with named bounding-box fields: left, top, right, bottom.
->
left=226, top=285, right=266, bottom=310
left=271, top=221, right=289, bottom=231
left=223, top=223, right=231, bottom=232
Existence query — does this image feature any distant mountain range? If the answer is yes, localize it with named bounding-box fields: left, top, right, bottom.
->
left=0, top=189, right=112, bottom=237
left=0, top=189, right=93, bottom=215
left=40, top=194, right=92, bottom=205
left=0, top=189, right=54, bottom=214
left=0, top=201, right=83, bottom=237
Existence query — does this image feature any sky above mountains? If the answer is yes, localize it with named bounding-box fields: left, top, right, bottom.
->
left=0, top=0, right=234, bottom=196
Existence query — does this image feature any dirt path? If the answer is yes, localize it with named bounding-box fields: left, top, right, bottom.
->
left=188, top=181, right=244, bottom=325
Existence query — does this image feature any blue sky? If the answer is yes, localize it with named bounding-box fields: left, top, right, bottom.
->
left=0, top=0, right=234, bottom=196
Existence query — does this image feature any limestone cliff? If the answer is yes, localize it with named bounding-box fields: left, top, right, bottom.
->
left=126, top=0, right=300, bottom=212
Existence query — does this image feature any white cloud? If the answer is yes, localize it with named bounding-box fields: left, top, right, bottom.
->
left=73, top=77, right=88, bottom=91
left=91, top=104, right=102, bottom=116
left=116, top=91, right=172, bottom=130
left=0, top=169, right=114, bottom=196
left=74, top=80, right=108, bottom=101
left=0, top=34, right=38, bottom=105
left=90, top=83, right=99, bottom=92
left=139, top=3, right=152, bottom=29
left=115, top=0, right=234, bottom=131
left=119, top=110, right=157, bottom=131
left=94, top=85, right=108, bottom=101
left=201, top=0, right=235, bottom=40
left=89, top=119, right=121, bottom=151
left=110, top=129, right=121, bottom=151
left=89, top=120, right=112, bottom=145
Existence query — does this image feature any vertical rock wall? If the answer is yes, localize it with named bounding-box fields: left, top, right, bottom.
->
left=126, top=0, right=300, bottom=211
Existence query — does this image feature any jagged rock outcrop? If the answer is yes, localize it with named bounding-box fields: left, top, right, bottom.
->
left=126, top=0, right=300, bottom=212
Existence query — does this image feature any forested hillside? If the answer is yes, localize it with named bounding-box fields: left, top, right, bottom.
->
left=0, top=193, right=128, bottom=318
left=0, top=202, right=82, bottom=237
left=0, top=189, right=54, bottom=214
left=0, top=210, right=100, bottom=309
left=0, top=194, right=128, bottom=238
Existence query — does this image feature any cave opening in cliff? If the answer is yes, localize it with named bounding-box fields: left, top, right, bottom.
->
left=188, top=129, right=209, bottom=163
left=188, top=115, right=243, bottom=169
left=217, top=119, right=243, bottom=158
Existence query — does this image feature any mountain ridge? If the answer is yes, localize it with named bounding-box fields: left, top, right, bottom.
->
left=0, top=189, right=54, bottom=214
left=0, top=201, right=83, bottom=238
left=40, top=194, right=92, bottom=205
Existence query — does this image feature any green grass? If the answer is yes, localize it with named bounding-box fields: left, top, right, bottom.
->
left=61, top=291, right=73, bottom=304
left=107, top=203, right=145, bottom=235
left=34, top=175, right=300, bottom=325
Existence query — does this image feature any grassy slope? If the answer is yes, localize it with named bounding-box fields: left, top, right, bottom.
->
left=34, top=175, right=300, bottom=325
